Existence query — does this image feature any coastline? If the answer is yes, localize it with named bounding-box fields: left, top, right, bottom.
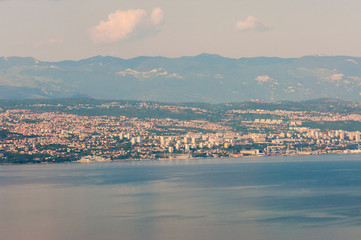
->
left=2, top=149, right=361, bottom=165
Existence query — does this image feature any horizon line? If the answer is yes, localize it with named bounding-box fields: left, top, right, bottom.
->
left=2, top=53, right=361, bottom=63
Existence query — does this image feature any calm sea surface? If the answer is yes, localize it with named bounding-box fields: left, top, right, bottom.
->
left=1, top=154, right=361, bottom=240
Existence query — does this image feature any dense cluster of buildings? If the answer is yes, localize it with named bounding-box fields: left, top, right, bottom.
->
left=0, top=104, right=360, bottom=163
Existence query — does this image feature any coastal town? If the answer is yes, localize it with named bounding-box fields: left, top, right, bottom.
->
left=0, top=99, right=360, bottom=163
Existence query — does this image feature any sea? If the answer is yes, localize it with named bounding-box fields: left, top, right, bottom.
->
left=1, top=154, right=361, bottom=240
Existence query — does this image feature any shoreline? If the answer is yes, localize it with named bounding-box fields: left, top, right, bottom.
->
left=1, top=149, right=360, bottom=165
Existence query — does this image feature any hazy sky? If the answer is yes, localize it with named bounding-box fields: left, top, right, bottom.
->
left=1, top=0, right=361, bottom=61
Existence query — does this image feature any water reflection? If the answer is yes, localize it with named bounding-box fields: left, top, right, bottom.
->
left=1, top=154, right=361, bottom=240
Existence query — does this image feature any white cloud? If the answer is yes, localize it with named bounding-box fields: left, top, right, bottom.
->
left=349, top=76, right=361, bottom=81
left=346, top=59, right=358, bottom=64
left=91, top=9, right=146, bottom=43
left=91, top=8, right=164, bottom=44
left=150, top=7, right=163, bottom=26
left=117, top=68, right=182, bottom=79
left=236, top=16, right=271, bottom=32
left=328, top=73, right=344, bottom=81
left=255, top=75, right=272, bottom=83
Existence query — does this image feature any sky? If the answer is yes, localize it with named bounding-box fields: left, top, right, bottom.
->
left=1, top=0, right=361, bottom=61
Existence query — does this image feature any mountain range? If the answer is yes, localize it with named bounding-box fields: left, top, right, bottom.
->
left=0, top=54, right=360, bottom=103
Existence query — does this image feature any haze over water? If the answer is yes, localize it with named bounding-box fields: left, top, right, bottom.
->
left=1, top=154, right=361, bottom=240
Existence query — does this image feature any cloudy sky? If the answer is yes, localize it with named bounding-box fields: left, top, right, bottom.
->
left=1, top=0, right=361, bottom=61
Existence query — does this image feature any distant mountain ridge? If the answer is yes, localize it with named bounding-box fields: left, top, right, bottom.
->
left=0, top=54, right=360, bottom=103
left=0, top=97, right=359, bottom=116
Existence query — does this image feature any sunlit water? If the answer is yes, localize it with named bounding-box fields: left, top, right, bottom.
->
left=1, top=154, right=361, bottom=240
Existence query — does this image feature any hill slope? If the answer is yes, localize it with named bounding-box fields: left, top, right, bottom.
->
left=0, top=54, right=360, bottom=103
